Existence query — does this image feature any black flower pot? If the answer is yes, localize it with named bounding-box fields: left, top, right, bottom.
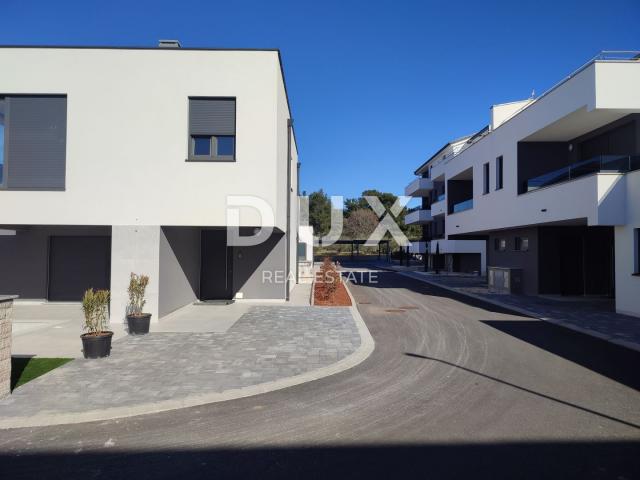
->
left=127, top=313, right=151, bottom=335
left=81, top=332, right=113, bottom=359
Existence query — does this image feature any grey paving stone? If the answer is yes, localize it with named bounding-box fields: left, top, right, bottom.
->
left=0, top=306, right=360, bottom=419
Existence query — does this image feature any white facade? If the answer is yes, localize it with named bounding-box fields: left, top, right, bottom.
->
left=0, top=46, right=300, bottom=322
left=406, top=54, right=640, bottom=316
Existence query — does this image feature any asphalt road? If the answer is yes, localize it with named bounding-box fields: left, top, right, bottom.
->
left=1, top=269, right=639, bottom=479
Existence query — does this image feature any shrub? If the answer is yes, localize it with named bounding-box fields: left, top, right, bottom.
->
left=128, top=273, right=149, bottom=316
left=82, top=288, right=110, bottom=335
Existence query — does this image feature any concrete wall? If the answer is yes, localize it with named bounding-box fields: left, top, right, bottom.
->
left=0, top=226, right=110, bottom=300
left=487, top=227, right=539, bottom=295
left=615, top=170, right=640, bottom=317
left=159, top=227, right=200, bottom=317
left=232, top=229, right=286, bottom=299
left=110, top=226, right=161, bottom=323
left=0, top=47, right=294, bottom=231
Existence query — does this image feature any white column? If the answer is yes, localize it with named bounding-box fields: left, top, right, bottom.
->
left=110, top=226, right=161, bottom=324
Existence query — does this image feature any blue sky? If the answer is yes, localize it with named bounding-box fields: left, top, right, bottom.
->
left=2, top=0, right=639, bottom=201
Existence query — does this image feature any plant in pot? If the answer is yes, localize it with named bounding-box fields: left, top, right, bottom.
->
left=127, top=273, right=151, bottom=334
left=81, top=288, right=112, bottom=359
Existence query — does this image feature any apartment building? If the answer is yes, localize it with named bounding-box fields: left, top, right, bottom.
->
left=406, top=52, right=640, bottom=317
left=0, top=43, right=300, bottom=322
left=405, top=133, right=487, bottom=275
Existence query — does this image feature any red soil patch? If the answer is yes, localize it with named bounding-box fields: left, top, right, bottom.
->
left=314, top=280, right=352, bottom=306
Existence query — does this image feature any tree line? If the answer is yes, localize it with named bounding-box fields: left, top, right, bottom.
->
left=306, top=189, right=421, bottom=242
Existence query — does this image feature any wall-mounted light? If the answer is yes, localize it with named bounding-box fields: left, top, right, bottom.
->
left=568, top=144, right=573, bottom=152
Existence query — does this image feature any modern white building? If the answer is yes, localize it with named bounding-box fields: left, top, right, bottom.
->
left=0, top=43, right=301, bottom=322
left=406, top=52, right=640, bottom=317
left=406, top=134, right=487, bottom=275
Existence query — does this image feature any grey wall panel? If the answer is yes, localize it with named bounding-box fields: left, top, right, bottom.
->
left=6, top=96, right=67, bottom=190
left=487, top=227, right=539, bottom=295
left=0, top=226, right=110, bottom=300
left=159, top=227, right=201, bottom=317
left=189, top=98, right=236, bottom=135
left=232, top=229, right=286, bottom=299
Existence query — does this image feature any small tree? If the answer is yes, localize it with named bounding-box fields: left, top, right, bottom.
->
left=82, top=288, right=110, bottom=335
left=128, top=273, right=149, bottom=316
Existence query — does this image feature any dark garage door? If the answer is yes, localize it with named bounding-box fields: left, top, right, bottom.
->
left=48, top=236, right=111, bottom=301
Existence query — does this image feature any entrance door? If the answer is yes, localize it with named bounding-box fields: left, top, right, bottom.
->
left=48, top=236, right=111, bottom=301
left=200, top=229, right=233, bottom=300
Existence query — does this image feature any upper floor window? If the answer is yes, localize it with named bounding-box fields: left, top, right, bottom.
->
left=483, top=162, right=489, bottom=194
left=0, top=98, right=5, bottom=187
left=634, top=228, right=640, bottom=275
left=0, top=95, right=67, bottom=190
left=495, top=156, right=503, bottom=190
left=188, top=97, right=236, bottom=162
left=494, top=238, right=506, bottom=251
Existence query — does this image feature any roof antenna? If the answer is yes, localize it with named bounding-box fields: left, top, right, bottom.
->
left=530, top=89, right=536, bottom=99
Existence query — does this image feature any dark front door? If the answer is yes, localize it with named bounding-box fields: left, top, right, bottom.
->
left=201, top=229, right=233, bottom=300
left=48, top=236, right=111, bottom=301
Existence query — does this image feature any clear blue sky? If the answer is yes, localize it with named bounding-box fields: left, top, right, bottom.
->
left=2, top=0, right=639, bottom=201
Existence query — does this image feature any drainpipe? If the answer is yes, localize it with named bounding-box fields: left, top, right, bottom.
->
left=285, top=119, right=293, bottom=301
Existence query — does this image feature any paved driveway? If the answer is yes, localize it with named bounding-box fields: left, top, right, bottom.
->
left=1, top=270, right=639, bottom=479
left=0, top=306, right=365, bottom=427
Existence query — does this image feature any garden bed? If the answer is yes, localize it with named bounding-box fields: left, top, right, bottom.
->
left=314, top=280, right=352, bottom=306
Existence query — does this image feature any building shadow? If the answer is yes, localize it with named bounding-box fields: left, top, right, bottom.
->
left=480, top=320, right=640, bottom=390
left=1, top=441, right=639, bottom=479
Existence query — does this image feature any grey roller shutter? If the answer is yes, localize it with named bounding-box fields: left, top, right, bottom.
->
left=189, top=98, right=236, bottom=135
left=5, top=96, right=67, bottom=189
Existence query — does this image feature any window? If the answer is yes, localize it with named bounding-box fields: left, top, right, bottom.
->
left=0, top=98, right=5, bottom=186
left=188, top=97, right=236, bottom=161
left=483, top=162, right=489, bottom=194
left=515, top=237, right=529, bottom=252
left=635, top=228, right=640, bottom=275
left=496, top=156, right=503, bottom=190
left=0, top=95, right=67, bottom=190
left=494, top=238, right=506, bottom=251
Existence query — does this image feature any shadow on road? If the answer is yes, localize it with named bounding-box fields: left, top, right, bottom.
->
left=1, top=442, right=639, bottom=479
left=482, top=320, right=640, bottom=391
left=405, top=352, right=640, bottom=430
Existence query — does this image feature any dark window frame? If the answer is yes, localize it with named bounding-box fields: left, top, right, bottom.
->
left=634, top=228, right=640, bottom=275
left=483, top=162, right=490, bottom=194
left=514, top=237, right=529, bottom=252
left=0, top=96, right=5, bottom=188
left=494, top=238, right=507, bottom=252
left=495, top=156, right=503, bottom=190
left=186, top=97, right=237, bottom=163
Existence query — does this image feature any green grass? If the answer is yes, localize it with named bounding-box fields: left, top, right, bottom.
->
left=10, top=357, right=73, bottom=391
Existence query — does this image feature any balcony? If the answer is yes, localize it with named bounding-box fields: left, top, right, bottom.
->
left=523, top=154, right=640, bottom=193
left=405, top=209, right=433, bottom=225
left=405, top=178, right=434, bottom=197
left=451, top=199, right=473, bottom=214
left=431, top=198, right=446, bottom=216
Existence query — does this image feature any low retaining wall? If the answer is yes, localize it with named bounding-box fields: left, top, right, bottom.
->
left=0, top=296, right=17, bottom=399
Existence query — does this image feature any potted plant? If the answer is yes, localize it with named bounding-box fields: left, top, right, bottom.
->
left=127, top=273, right=151, bottom=334
left=81, top=288, right=112, bottom=359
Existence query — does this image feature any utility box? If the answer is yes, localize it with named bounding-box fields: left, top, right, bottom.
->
left=488, top=267, right=523, bottom=294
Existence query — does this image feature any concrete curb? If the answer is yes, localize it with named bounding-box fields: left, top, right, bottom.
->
left=397, top=270, right=640, bottom=354
left=0, top=300, right=374, bottom=430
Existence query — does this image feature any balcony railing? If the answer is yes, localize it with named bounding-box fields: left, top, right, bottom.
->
left=451, top=199, right=473, bottom=214
left=524, top=155, right=640, bottom=193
